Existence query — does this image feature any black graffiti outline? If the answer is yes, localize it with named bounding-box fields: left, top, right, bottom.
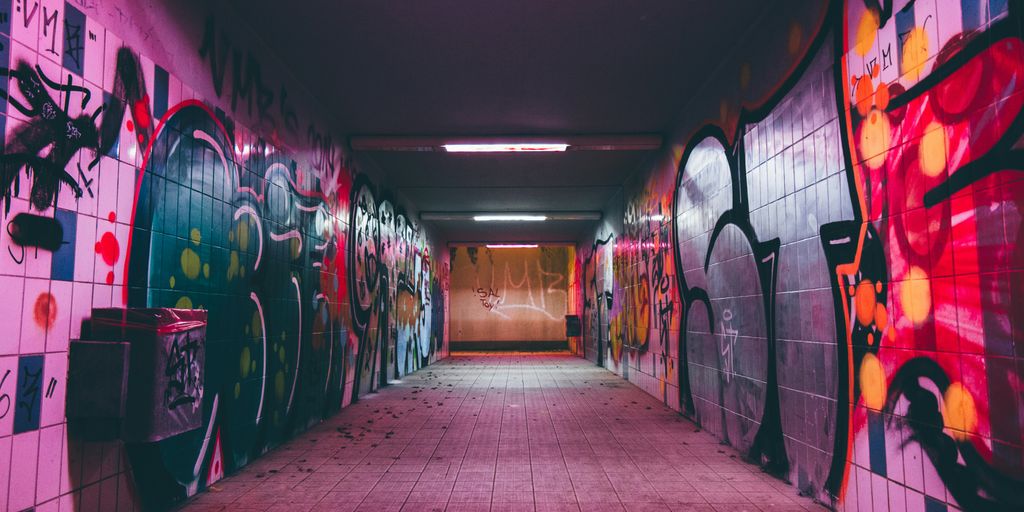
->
left=16, top=363, right=41, bottom=425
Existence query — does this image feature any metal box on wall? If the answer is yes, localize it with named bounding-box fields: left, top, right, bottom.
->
left=565, top=315, right=581, bottom=337
left=90, top=308, right=207, bottom=443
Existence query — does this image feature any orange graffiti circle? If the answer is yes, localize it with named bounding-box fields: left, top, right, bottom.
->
left=874, top=82, right=890, bottom=111
left=854, top=280, right=877, bottom=327
left=874, top=303, right=888, bottom=331
left=854, top=76, right=874, bottom=116
left=33, top=293, right=57, bottom=329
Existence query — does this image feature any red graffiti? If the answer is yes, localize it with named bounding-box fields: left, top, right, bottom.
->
left=33, top=293, right=56, bottom=329
left=95, top=232, right=120, bottom=266
left=133, top=96, right=151, bottom=130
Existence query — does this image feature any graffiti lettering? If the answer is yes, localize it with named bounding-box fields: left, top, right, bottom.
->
left=164, top=333, right=202, bottom=410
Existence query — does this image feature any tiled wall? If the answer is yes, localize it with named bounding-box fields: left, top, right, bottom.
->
left=578, top=1, right=1024, bottom=511
left=0, top=0, right=447, bottom=510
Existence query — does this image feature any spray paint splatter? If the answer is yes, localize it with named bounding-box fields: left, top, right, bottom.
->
left=33, top=293, right=57, bottom=329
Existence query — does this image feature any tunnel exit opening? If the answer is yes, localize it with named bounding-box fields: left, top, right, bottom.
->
left=447, top=243, right=580, bottom=352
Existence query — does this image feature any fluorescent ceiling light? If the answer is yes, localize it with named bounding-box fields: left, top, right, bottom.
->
left=443, top=143, right=568, bottom=153
left=486, top=244, right=539, bottom=249
left=473, top=215, right=547, bottom=222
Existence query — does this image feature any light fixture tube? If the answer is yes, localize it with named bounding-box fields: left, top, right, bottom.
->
left=473, top=215, right=547, bottom=222
left=443, top=143, right=568, bottom=153
left=486, top=244, right=540, bottom=249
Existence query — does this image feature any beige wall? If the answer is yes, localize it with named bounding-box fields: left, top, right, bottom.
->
left=450, top=246, right=570, bottom=342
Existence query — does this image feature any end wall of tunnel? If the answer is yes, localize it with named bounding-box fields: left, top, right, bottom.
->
left=576, top=1, right=1024, bottom=511
left=0, top=0, right=449, bottom=509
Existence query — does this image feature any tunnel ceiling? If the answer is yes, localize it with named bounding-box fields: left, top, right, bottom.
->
left=229, top=0, right=776, bottom=243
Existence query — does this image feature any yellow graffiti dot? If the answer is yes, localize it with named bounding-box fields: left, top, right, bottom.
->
left=902, top=27, right=930, bottom=81
left=203, top=263, right=210, bottom=279
left=279, top=345, right=286, bottom=363
left=227, top=251, right=240, bottom=281
left=900, top=266, right=932, bottom=325
left=251, top=311, right=263, bottom=338
left=240, top=346, right=251, bottom=378
left=234, top=382, right=241, bottom=399
left=169, top=276, right=176, bottom=289
left=859, top=109, right=891, bottom=170
left=859, top=353, right=886, bottom=410
left=180, top=248, right=201, bottom=280
left=920, top=122, right=947, bottom=177
left=291, top=238, right=301, bottom=260
left=944, top=382, right=978, bottom=440
left=175, top=296, right=193, bottom=309
left=250, top=360, right=256, bottom=374
left=739, top=63, right=751, bottom=90
left=274, top=370, right=286, bottom=401
left=855, top=9, right=879, bottom=57
left=788, top=22, right=803, bottom=55
left=855, top=280, right=877, bottom=327
left=237, top=222, right=250, bottom=251
left=190, top=228, right=202, bottom=246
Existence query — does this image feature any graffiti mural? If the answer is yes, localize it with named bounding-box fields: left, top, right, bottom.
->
left=828, top=0, right=1024, bottom=509
left=348, top=181, right=439, bottom=397
left=580, top=1, right=1024, bottom=510
left=0, top=2, right=447, bottom=510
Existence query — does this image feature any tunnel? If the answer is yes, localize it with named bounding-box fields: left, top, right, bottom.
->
left=0, top=0, right=1022, bottom=511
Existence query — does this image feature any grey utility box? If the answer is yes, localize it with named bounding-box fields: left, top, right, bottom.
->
left=89, top=308, right=207, bottom=443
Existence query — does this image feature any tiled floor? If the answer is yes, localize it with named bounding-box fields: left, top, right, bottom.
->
left=178, top=352, right=827, bottom=512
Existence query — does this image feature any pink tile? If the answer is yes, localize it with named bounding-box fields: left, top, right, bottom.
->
left=44, top=280, right=72, bottom=353
left=0, top=435, right=11, bottom=509
left=10, top=430, right=40, bottom=510
left=20, top=278, right=51, bottom=354
left=100, top=28, right=122, bottom=94
left=0, top=276, right=25, bottom=354
left=115, top=162, right=136, bottom=230
left=82, top=16, right=106, bottom=88
left=72, top=218, right=98, bottom=283
left=36, top=424, right=64, bottom=503
left=36, top=0, right=62, bottom=62
left=10, top=1, right=40, bottom=49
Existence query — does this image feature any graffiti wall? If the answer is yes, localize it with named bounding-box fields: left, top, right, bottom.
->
left=580, top=1, right=1024, bottom=510
left=450, top=246, right=570, bottom=343
left=0, top=0, right=447, bottom=509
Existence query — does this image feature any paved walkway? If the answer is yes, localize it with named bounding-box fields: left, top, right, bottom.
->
left=179, top=352, right=826, bottom=511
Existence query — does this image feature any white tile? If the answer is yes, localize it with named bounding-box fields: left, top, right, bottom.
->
left=36, top=423, right=64, bottom=503
left=44, top=279, right=72, bottom=353
left=39, top=352, right=67, bottom=427
left=0, top=276, right=26, bottom=354
left=9, top=429, right=40, bottom=511
left=20, top=277, right=51, bottom=354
